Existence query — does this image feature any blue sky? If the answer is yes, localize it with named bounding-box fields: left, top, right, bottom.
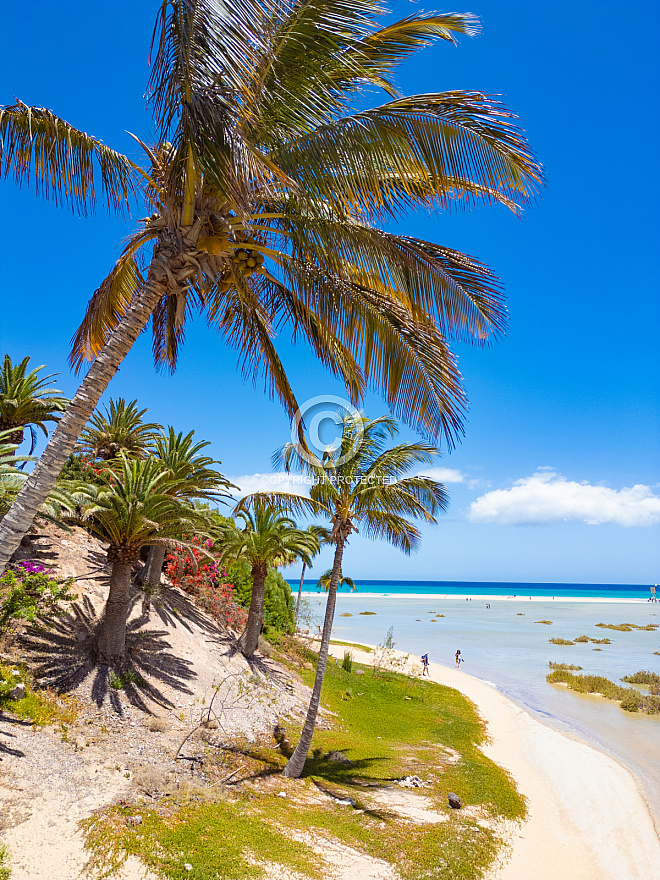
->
left=1, top=1, right=658, bottom=584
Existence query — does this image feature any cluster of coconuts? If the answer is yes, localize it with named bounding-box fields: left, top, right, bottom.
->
left=232, top=247, right=265, bottom=277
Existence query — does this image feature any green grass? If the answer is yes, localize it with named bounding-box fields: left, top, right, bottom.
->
left=330, top=639, right=373, bottom=653
left=549, top=638, right=574, bottom=646
left=358, top=611, right=377, bottom=616
left=84, top=659, right=525, bottom=880
left=549, top=662, right=582, bottom=671
left=595, top=622, right=658, bottom=632
left=0, top=842, right=10, bottom=880
left=0, top=664, right=76, bottom=726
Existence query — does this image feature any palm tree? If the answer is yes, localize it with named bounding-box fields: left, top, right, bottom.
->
left=139, top=427, right=233, bottom=608
left=237, top=415, right=447, bottom=777
left=78, top=398, right=162, bottom=462
left=295, top=524, right=331, bottom=627
left=0, top=1, right=542, bottom=571
left=215, top=503, right=320, bottom=658
left=0, top=355, right=68, bottom=453
left=67, top=455, right=207, bottom=665
left=317, top=569, right=356, bottom=593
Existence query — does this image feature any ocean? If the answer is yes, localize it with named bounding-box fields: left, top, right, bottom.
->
left=290, top=582, right=660, bottom=827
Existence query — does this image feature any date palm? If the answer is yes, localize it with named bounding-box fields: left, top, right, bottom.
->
left=78, top=398, right=162, bottom=461
left=140, top=426, right=233, bottom=606
left=0, top=0, right=543, bottom=570
left=0, top=355, right=68, bottom=453
left=237, top=414, right=448, bottom=776
left=215, top=503, right=319, bottom=657
left=67, top=454, right=208, bottom=665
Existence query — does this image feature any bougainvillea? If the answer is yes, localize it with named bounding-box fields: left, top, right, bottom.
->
left=164, top=536, right=247, bottom=630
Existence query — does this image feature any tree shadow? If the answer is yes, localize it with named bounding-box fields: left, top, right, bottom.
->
left=0, top=715, right=32, bottom=758
left=18, top=592, right=198, bottom=716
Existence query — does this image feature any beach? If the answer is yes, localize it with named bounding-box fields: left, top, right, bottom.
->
left=327, top=642, right=660, bottom=879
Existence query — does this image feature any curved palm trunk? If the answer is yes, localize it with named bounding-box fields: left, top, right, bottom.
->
left=283, top=537, right=345, bottom=778
left=294, top=561, right=306, bottom=628
left=141, top=544, right=167, bottom=613
left=237, top=562, right=267, bottom=658
left=0, top=280, right=165, bottom=573
left=96, top=561, right=133, bottom=666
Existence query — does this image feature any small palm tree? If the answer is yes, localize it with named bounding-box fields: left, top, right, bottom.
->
left=0, top=1, right=542, bottom=571
left=317, top=569, right=356, bottom=593
left=239, top=415, right=447, bottom=777
left=216, top=503, right=320, bottom=658
left=67, top=455, right=207, bottom=665
left=0, top=355, right=68, bottom=453
left=78, top=398, right=162, bottom=462
left=140, top=427, right=233, bottom=608
left=295, top=524, right=331, bottom=627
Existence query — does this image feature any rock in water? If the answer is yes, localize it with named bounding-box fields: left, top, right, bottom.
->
left=448, top=792, right=462, bottom=809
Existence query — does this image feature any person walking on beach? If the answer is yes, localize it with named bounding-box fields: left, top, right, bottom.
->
left=421, top=653, right=429, bottom=676
left=455, top=649, right=463, bottom=669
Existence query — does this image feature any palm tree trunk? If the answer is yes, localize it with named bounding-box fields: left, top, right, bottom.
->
left=283, top=537, right=345, bottom=778
left=0, top=280, right=165, bottom=573
left=237, top=563, right=267, bottom=658
left=141, top=545, right=167, bottom=613
left=294, top=561, right=306, bottom=628
left=96, top=561, right=133, bottom=666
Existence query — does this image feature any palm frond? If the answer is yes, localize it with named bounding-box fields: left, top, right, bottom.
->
left=0, top=101, right=138, bottom=215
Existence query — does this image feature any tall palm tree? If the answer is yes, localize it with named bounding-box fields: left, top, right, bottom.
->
left=140, top=427, right=233, bottom=607
left=0, top=1, right=543, bottom=571
left=0, top=355, right=68, bottom=453
left=237, top=415, right=447, bottom=777
left=78, top=398, right=162, bottom=462
left=67, top=455, right=207, bottom=665
left=295, top=524, right=331, bottom=627
left=216, top=503, right=320, bottom=658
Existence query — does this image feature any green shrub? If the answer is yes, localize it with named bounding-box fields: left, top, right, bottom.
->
left=0, top=563, right=76, bottom=635
left=547, top=668, right=660, bottom=714
left=229, top=562, right=295, bottom=635
left=341, top=651, right=353, bottom=673
left=549, top=638, right=574, bottom=646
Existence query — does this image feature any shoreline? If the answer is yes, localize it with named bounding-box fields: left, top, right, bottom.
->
left=302, top=591, right=654, bottom=603
left=326, top=641, right=660, bottom=879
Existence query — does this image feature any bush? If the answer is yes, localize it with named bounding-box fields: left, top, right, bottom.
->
left=229, top=562, right=295, bottom=635
left=0, top=561, right=76, bottom=638
left=165, top=539, right=247, bottom=630
left=341, top=651, right=353, bottom=673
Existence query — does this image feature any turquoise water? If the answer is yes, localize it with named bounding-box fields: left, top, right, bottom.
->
left=298, top=590, right=660, bottom=827
left=292, top=579, right=654, bottom=600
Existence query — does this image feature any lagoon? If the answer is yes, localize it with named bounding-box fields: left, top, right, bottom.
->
left=296, top=585, right=660, bottom=827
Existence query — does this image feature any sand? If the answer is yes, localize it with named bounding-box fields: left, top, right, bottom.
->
left=327, top=643, right=660, bottom=880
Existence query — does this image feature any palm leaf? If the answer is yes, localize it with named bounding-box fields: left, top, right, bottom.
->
left=0, top=100, right=138, bottom=215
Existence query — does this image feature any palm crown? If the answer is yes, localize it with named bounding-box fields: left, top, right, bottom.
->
left=1, top=0, right=542, bottom=444
left=0, top=355, right=68, bottom=451
left=78, top=398, right=163, bottom=461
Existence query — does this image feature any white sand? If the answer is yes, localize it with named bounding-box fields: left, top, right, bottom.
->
left=327, top=643, right=660, bottom=880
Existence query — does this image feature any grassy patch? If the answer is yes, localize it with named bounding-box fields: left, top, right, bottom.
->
left=574, top=635, right=611, bottom=644
left=549, top=662, right=582, bottom=671
left=109, top=670, right=147, bottom=690
left=535, top=620, right=553, bottom=625
left=358, top=611, right=376, bottom=616
left=330, top=640, right=373, bottom=653
left=85, top=659, right=525, bottom=880
left=0, top=664, right=76, bottom=726
left=547, top=669, right=660, bottom=713
left=621, top=671, right=660, bottom=694
left=549, top=638, right=574, bottom=646
left=595, top=622, right=658, bottom=632
left=0, top=842, right=10, bottom=880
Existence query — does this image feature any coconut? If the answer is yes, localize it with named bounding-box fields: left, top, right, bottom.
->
left=206, top=236, right=226, bottom=256
left=255, top=253, right=265, bottom=265
left=236, top=249, right=249, bottom=260
left=246, top=257, right=256, bottom=268
left=197, top=235, right=210, bottom=253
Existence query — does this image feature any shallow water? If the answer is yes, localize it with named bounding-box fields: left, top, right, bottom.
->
left=302, top=593, right=660, bottom=826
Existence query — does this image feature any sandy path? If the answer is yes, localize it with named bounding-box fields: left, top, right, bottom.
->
left=328, top=644, right=660, bottom=880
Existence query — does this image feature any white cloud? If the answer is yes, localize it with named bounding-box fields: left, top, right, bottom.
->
left=228, top=472, right=311, bottom=500
left=467, top=470, right=660, bottom=527
left=415, top=467, right=466, bottom=484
